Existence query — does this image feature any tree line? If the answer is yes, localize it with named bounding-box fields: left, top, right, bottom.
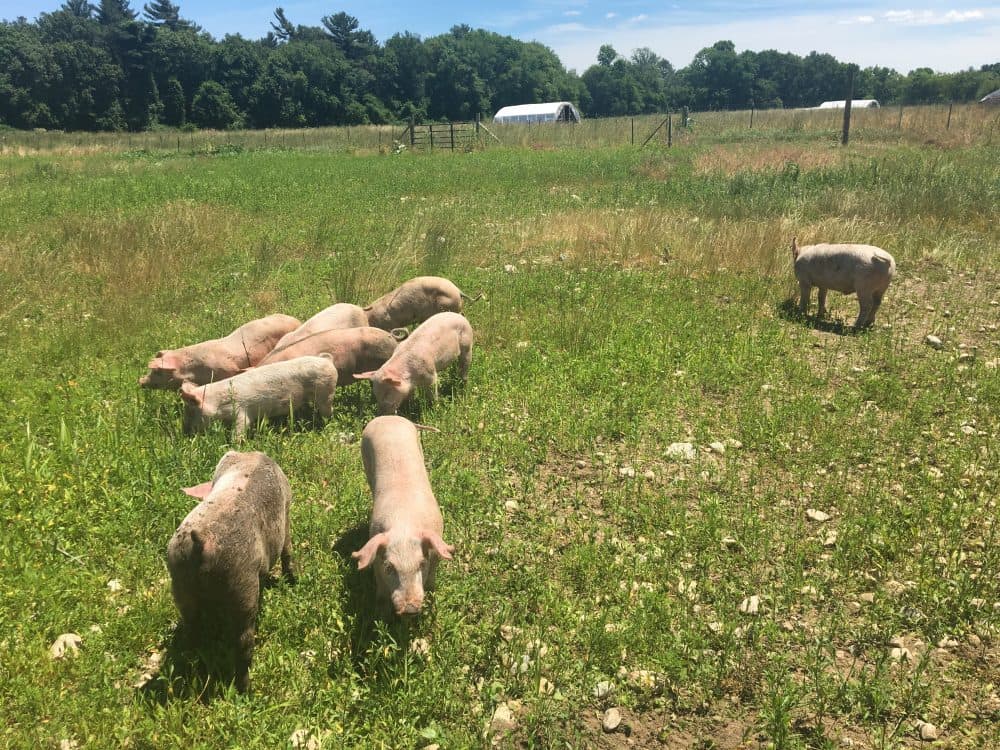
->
left=2, top=2, right=998, bottom=132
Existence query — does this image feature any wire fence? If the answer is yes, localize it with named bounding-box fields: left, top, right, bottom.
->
left=1, top=103, right=997, bottom=156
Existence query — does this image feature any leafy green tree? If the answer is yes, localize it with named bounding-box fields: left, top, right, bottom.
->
left=191, top=79, right=242, bottom=128
left=60, top=0, right=95, bottom=18
left=96, top=0, right=137, bottom=25
left=597, top=44, right=617, bottom=67
left=143, top=0, right=180, bottom=29
left=161, top=76, right=184, bottom=125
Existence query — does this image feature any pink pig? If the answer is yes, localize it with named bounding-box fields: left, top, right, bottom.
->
left=364, top=276, right=479, bottom=331
left=263, top=304, right=368, bottom=361
left=353, top=416, right=454, bottom=617
left=353, top=312, right=472, bottom=414
left=257, top=326, right=398, bottom=386
left=140, top=314, right=300, bottom=389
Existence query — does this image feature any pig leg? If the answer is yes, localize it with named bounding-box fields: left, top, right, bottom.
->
left=233, top=410, right=251, bottom=441
left=816, top=288, right=828, bottom=319
left=233, top=623, right=255, bottom=693
left=854, top=296, right=873, bottom=330
left=316, top=387, right=334, bottom=419
left=458, top=341, right=472, bottom=382
left=281, top=527, right=297, bottom=584
left=798, top=281, right=812, bottom=315
left=867, top=290, right=885, bottom=326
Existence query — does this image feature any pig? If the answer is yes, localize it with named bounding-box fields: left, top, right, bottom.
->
left=792, top=238, right=896, bottom=329
left=364, top=276, right=479, bottom=331
left=167, top=450, right=295, bottom=693
left=140, top=314, right=301, bottom=389
left=264, top=304, right=368, bottom=361
left=353, top=312, right=473, bottom=415
left=180, top=355, right=338, bottom=438
left=256, top=327, right=398, bottom=386
left=352, top=416, right=454, bottom=617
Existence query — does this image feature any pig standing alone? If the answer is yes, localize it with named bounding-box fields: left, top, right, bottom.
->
left=262, top=304, right=368, bottom=362
left=139, top=314, right=300, bottom=389
left=353, top=416, right=454, bottom=617
left=167, top=450, right=295, bottom=693
left=364, top=276, right=478, bottom=331
left=257, top=326, right=398, bottom=386
left=353, top=312, right=473, bottom=414
left=180, top=355, right=338, bottom=438
left=792, top=238, right=896, bottom=329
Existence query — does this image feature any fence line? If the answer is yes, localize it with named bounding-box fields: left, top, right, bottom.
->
left=0, top=104, right=993, bottom=156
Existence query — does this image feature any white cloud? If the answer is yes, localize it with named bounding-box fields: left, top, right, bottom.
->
left=883, top=8, right=986, bottom=25
left=564, top=10, right=581, bottom=17
left=547, top=22, right=589, bottom=34
left=840, top=14, right=876, bottom=24
left=629, top=14, right=649, bottom=23
left=606, top=12, right=618, bottom=19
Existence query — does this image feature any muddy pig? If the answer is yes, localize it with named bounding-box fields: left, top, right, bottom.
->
left=257, top=326, right=398, bottom=386
left=264, top=304, right=368, bottom=360
left=167, top=450, right=295, bottom=693
left=180, top=355, right=338, bottom=438
left=792, top=238, right=896, bottom=329
left=353, top=312, right=472, bottom=414
left=364, top=276, right=479, bottom=331
left=140, top=314, right=301, bottom=389
left=353, top=416, right=453, bottom=617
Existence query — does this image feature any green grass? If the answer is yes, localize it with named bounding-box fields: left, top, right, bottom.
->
left=0, top=130, right=998, bottom=749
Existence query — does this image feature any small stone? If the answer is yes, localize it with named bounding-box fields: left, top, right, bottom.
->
left=490, top=703, right=517, bottom=733
left=709, top=442, right=726, bottom=455
left=503, top=264, right=516, bottom=273
left=958, top=352, right=975, bottom=363
left=107, top=579, right=123, bottom=592
left=538, top=677, right=555, bottom=695
left=665, top=442, right=696, bottom=461
left=726, top=439, right=743, bottom=449
left=515, top=341, right=530, bottom=349
left=740, top=595, right=761, bottom=615
left=59, top=741, right=79, bottom=750
left=410, top=638, right=430, bottom=656
left=917, top=721, right=938, bottom=741
left=500, top=625, right=516, bottom=642
left=937, top=637, right=958, bottom=648
left=708, top=621, right=723, bottom=633
left=806, top=509, right=831, bottom=522
left=967, top=633, right=982, bottom=648
left=643, top=470, right=656, bottom=480
left=49, top=633, right=82, bottom=660
left=860, top=592, right=875, bottom=604
left=602, top=707, right=622, bottom=732
left=961, top=425, right=976, bottom=435
left=593, top=680, right=614, bottom=699
left=289, top=729, right=327, bottom=750
left=889, top=646, right=912, bottom=661
left=618, top=466, right=636, bottom=478
left=721, top=536, right=739, bottom=550
left=884, top=580, right=906, bottom=596
left=840, top=737, right=855, bottom=747
left=800, top=585, right=818, bottom=597
left=924, top=335, right=944, bottom=350
left=823, top=531, right=838, bottom=547
left=504, top=500, right=519, bottom=512
left=575, top=460, right=587, bottom=469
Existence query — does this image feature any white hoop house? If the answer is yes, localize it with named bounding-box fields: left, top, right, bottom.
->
left=493, top=102, right=582, bottom=124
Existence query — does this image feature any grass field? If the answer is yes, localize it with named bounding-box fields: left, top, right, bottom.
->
left=0, top=126, right=998, bottom=749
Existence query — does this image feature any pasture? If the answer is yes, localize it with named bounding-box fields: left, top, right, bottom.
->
left=0, top=122, right=998, bottom=748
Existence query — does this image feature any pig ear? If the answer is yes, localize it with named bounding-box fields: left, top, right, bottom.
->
left=353, top=371, right=377, bottom=381
left=352, top=532, right=389, bottom=570
left=381, top=374, right=403, bottom=386
left=155, top=352, right=180, bottom=371
left=421, top=531, right=454, bottom=560
left=179, top=382, right=203, bottom=404
left=182, top=481, right=214, bottom=499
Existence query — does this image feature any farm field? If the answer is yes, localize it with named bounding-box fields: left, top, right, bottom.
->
left=0, top=129, right=998, bottom=749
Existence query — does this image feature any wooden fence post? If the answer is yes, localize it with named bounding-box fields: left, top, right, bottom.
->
left=667, top=112, right=672, bottom=147
left=631, top=117, right=634, bottom=145
left=946, top=102, right=953, bottom=130
left=750, top=102, right=755, bottom=129
left=841, top=66, right=856, bottom=146
left=409, top=116, right=415, bottom=147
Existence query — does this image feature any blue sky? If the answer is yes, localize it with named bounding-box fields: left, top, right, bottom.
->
left=5, top=1, right=998, bottom=73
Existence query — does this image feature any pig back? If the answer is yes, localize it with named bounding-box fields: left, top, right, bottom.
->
left=223, top=314, right=302, bottom=366
left=259, top=327, right=397, bottom=384
left=360, top=417, right=436, bottom=520
left=365, top=276, right=463, bottom=330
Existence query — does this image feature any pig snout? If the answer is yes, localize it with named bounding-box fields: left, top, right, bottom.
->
left=392, top=589, right=424, bottom=617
